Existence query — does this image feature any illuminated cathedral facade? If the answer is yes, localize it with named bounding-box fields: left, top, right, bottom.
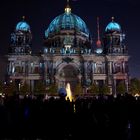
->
left=7, top=3, right=129, bottom=95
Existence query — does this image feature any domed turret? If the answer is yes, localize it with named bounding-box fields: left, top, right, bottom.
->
left=9, top=16, right=32, bottom=54
left=105, top=17, right=121, bottom=33
left=103, top=17, right=127, bottom=54
left=16, top=16, right=30, bottom=32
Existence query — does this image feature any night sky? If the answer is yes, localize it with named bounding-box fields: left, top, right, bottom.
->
left=0, top=0, right=140, bottom=78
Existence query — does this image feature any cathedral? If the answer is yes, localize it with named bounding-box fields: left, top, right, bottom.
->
left=7, top=2, right=129, bottom=96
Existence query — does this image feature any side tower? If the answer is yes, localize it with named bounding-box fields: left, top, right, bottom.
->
left=9, top=16, right=32, bottom=54
left=103, top=17, right=127, bottom=54
left=7, top=17, right=34, bottom=93
left=104, top=17, right=129, bottom=95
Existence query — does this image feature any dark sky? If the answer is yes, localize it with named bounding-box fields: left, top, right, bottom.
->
left=0, top=0, right=140, bottom=78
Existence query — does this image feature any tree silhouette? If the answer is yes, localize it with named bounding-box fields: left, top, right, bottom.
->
left=129, top=78, right=140, bottom=96
left=20, top=82, right=30, bottom=95
left=47, top=84, right=58, bottom=96
left=0, top=81, right=3, bottom=94
left=73, top=83, right=83, bottom=96
left=100, top=84, right=110, bottom=95
left=4, top=82, right=17, bottom=96
left=89, top=83, right=99, bottom=96
left=116, top=81, right=126, bottom=95
left=34, top=81, right=46, bottom=95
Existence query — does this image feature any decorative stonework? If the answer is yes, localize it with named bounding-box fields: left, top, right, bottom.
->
left=62, top=57, right=74, bottom=63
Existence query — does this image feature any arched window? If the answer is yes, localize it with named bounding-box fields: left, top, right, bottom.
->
left=114, top=62, right=122, bottom=73
left=95, top=63, right=103, bottom=74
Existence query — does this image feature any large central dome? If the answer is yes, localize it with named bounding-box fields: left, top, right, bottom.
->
left=45, top=6, right=89, bottom=38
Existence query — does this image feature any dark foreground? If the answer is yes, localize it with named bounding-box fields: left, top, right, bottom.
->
left=0, top=94, right=140, bottom=140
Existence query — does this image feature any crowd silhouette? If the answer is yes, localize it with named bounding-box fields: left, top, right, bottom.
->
left=0, top=93, right=140, bottom=140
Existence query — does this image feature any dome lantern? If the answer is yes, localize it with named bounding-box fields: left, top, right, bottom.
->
left=65, top=0, right=71, bottom=14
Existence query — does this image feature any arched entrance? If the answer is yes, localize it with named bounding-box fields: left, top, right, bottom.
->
left=56, top=64, right=79, bottom=92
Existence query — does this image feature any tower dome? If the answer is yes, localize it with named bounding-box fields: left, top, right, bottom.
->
left=16, top=16, right=30, bottom=32
left=105, top=17, right=121, bottom=33
left=45, top=5, right=89, bottom=38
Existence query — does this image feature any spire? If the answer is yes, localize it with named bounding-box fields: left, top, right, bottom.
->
left=22, top=16, right=25, bottom=21
left=67, top=0, right=70, bottom=5
left=111, top=16, right=115, bottom=22
left=96, top=17, right=101, bottom=47
left=65, top=0, right=71, bottom=14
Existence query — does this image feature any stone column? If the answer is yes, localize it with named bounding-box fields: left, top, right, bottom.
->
left=44, top=61, right=47, bottom=83
left=125, top=79, right=129, bottom=93
left=84, top=61, right=88, bottom=80
left=9, top=62, right=12, bottom=74
left=92, top=62, right=95, bottom=73
left=91, top=62, right=95, bottom=83
left=110, top=62, right=113, bottom=74
left=107, top=61, right=112, bottom=85
left=78, top=74, right=82, bottom=84
left=113, top=79, right=117, bottom=97
left=31, top=80, right=34, bottom=93
left=112, top=62, right=115, bottom=74
left=123, top=61, right=125, bottom=73
left=106, top=61, right=112, bottom=95
left=12, top=63, right=15, bottom=74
